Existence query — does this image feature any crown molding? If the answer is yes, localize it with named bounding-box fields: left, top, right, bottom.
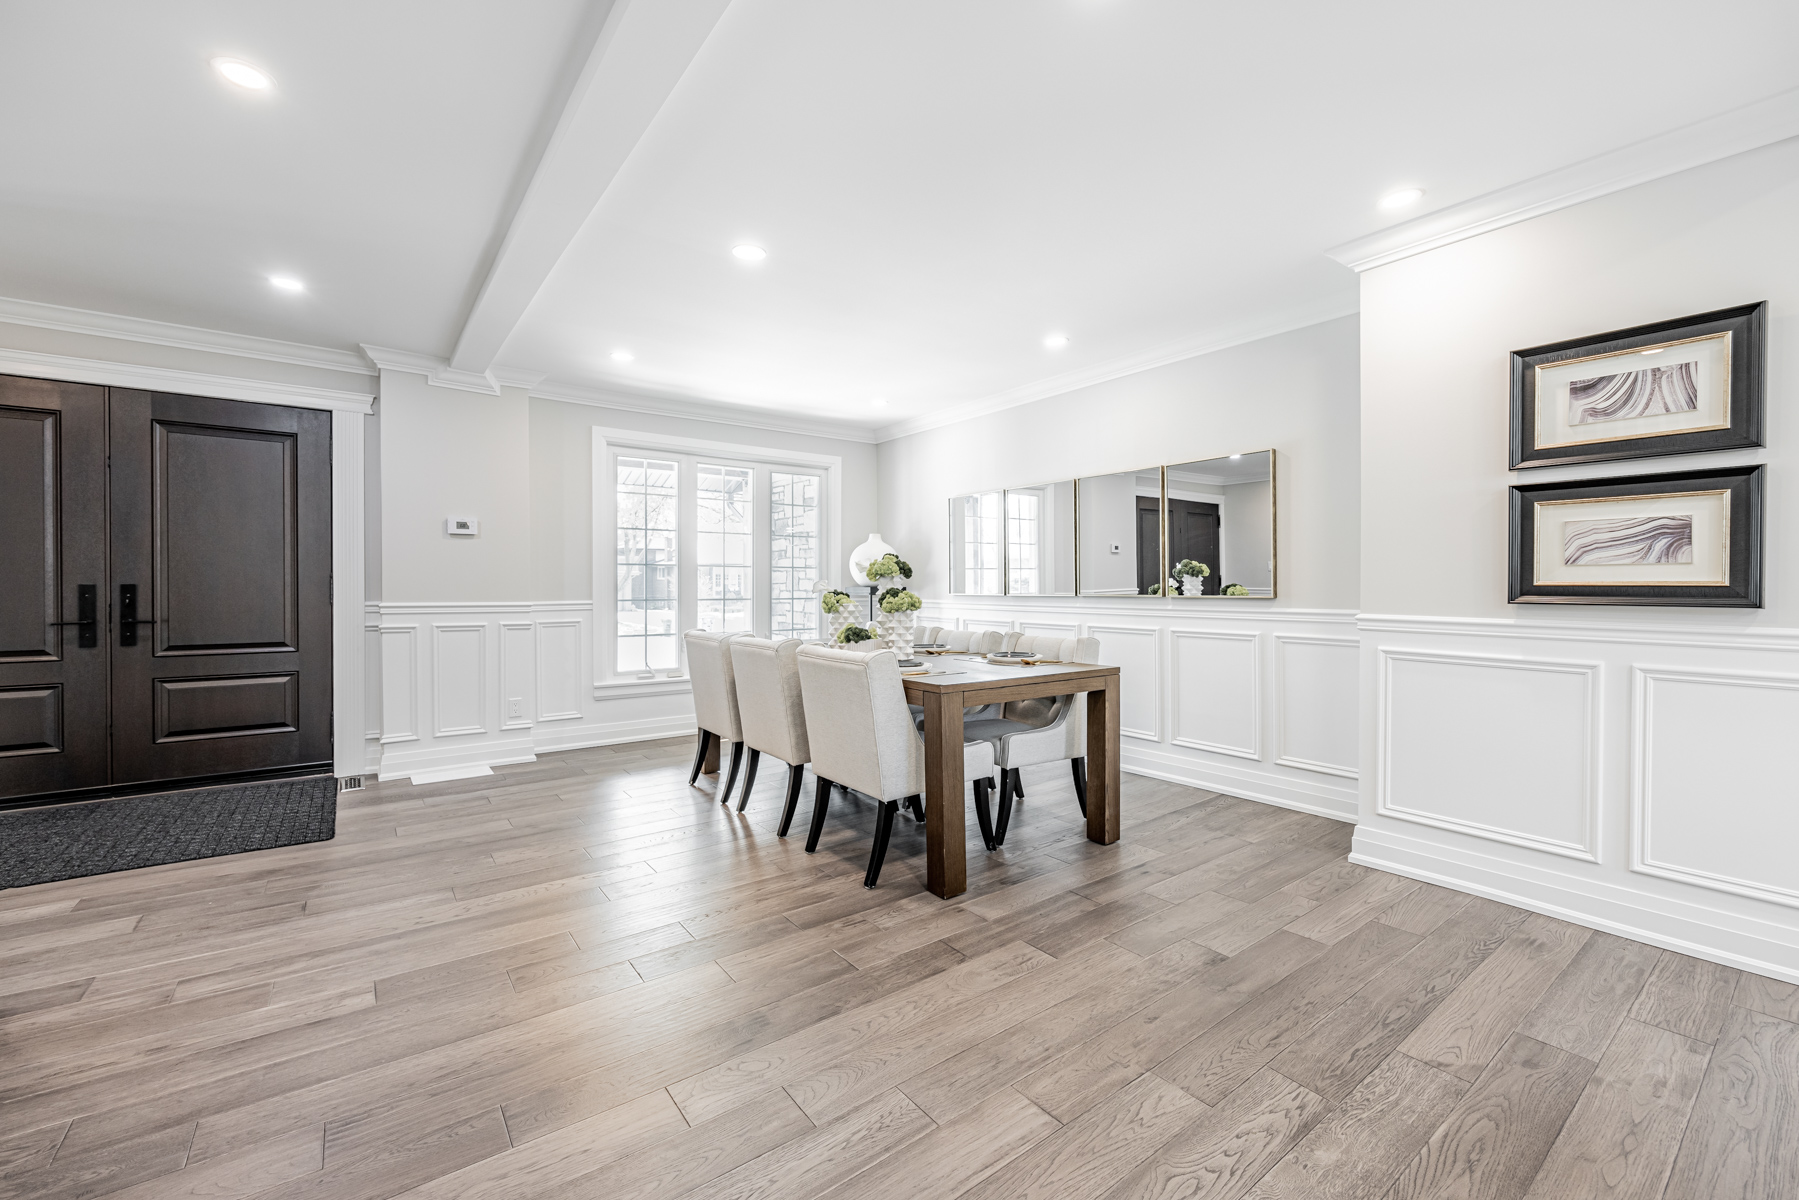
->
left=0, top=345, right=375, bottom=413
left=873, top=294, right=1359, bottom=442
left=360, top=345, right=548, bottom=396
left=533, top=376, right=880, bottom=444
left=0, top=294, right=374, bottom=376
left=1328, top=86, right=1799, bottom=273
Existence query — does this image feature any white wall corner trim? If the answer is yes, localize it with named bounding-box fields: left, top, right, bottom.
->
left=1631, top=664, right=1799, bottom=910
left=1327, top=84, right=1799, bottom=271
left=1376, top=646, right=1603, bottom=862
left=0, top=344, right=375, bottom=413
left=0, top=293, right=375, bottom=376
left=875, top=298, right=1359, bottom=442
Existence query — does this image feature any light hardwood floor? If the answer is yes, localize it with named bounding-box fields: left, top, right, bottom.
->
left=3, top=738, right=1797, bottom=1200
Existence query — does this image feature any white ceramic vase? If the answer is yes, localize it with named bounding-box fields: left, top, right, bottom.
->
left=848, top=532, right=897, bottom=587
left=823, top=606, right=857, bottom=643
left=876, top=610, right=916, bottom=656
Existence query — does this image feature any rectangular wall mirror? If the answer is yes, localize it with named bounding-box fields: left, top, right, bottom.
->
left=1162, top=450, right=1275, bottom=597
left=1077, top=467, right=1163, bottom=596
left=947, top=491, right=1004, bottom=595
left=1003, top=480, right=1075, bottom=595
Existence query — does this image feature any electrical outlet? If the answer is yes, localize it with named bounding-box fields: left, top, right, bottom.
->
left=508, top=697, right=524, bottom=719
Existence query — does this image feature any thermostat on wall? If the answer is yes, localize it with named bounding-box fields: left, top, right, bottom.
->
left=446, top=517, right=479, bottom=536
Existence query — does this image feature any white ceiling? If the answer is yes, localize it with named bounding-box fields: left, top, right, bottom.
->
left=4, top=1, right=1798, bottom=437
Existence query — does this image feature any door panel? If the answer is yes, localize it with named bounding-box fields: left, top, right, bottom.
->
left=1168, top=499, right=1221, bottom=595
left=156, top=422, right=298, bottom=653
left=0, top=377, right=109, bottom=799
left=110, top=389, right=331, bottom=787
left=1135, top=495, right=1161, bottom=596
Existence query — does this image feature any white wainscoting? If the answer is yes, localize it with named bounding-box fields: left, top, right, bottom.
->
left=1356, top=612, right=1799, bottom=984
left=370, top=601, right=696, bottom=780
left=924, top=598, right=1360, bottom=820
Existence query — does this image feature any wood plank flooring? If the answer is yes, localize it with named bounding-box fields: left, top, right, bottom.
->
left=3, top=737, right=1796, bottom=1200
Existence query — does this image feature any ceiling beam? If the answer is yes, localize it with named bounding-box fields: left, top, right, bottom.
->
left=449, top=0, right=732, bottom=374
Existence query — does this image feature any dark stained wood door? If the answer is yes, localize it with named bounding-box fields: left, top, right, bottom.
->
left=1167, top=498, right=1221, bottom=595
left=108, top=390, right=333, bottom=787
left=0, top=377, right=110, bottom=799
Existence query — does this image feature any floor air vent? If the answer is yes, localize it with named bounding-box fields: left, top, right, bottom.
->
left=338, top=776, right=364, bottom=791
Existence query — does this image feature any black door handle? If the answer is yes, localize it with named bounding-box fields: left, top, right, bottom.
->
left=120, top=584, right=156, bottom=647
left=50, top=585, right=99, bottom=648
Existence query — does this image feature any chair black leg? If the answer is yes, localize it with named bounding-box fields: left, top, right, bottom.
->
left=804, top=776, right=833, bottom=852
left=865, top=800, right=899, bottom=888
left=972, top=778, right=997, bottom=852
left=736, top=749, right=762, bottom=812
left=1014, top=771, right=1024, bottom=798
left=905, top=795, right=925, bottom=822
left=1071, top=756, right=1088, bottom=817
left=719, top=741, right=745, bottom=806
left=778, top=764, right=805, bottom=836
left=688, top=730, right=714, bottom=786
left=1000, top=770, right=1014, bottom=845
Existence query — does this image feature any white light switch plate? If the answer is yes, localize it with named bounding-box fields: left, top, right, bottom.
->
left=446, top=517, right=479, bottom=536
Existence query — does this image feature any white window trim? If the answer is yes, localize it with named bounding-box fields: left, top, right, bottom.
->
left=592, top=426, right=841, bottom=695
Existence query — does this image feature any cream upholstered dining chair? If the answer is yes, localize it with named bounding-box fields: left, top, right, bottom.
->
left=727, top=635, right=812, bottom=834
left=683, top=629, right=747, bottom=808
left=976, top=632, right=1103, bottom=844
left=796, top=644, right=999, bottom=887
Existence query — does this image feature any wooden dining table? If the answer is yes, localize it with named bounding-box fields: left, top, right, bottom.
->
left=903, top=655, right=1122, bottom=898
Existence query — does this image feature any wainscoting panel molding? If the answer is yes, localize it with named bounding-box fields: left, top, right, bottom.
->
left=431, top=623, right=488, bottom=738
left=1273, top=634, right=1358, bottom=778
left=371, top=601, right=697, bottom=780
left=1377, top=647, right=1601, bottom=862
left=536, top=619, right=586, bottom=722
left=1633, top=665, right=1799, bottom=909
left=930, top=599, right=1359, bottom=821
left=1084, top=622, right=1164, bottom=744
left=1170, top=628, right=1260, bottom=759
left=1355, top=612, right=1799, bottom=985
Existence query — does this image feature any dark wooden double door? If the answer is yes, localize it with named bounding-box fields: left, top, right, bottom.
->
left=0, top=374, right=332, bottom=804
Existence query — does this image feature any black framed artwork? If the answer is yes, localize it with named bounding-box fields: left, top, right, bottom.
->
left=1510, top=301, right=1765, bottom=468
left=1509, top=464, right=1762, bottom=607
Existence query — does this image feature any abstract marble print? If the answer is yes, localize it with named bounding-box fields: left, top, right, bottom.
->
left=1568, top=361, right=1698, bottom=425
left=1563, top=514, right=1694, bottom=566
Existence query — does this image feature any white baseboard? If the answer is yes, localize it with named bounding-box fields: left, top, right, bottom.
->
left=375, top=736, right=536, bottom=782
left=1352, top=823, right=1799, bottom=986
left=405, top=764, right=496, bottom=785
left=1124, top=744, right=1358, bottom=822
left=531, top=715, right=698, bottom=754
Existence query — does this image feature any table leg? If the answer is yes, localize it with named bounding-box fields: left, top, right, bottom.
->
left=1086, top=677, right=1121, bottom=844
left=921, top=690, right=967, bottom=898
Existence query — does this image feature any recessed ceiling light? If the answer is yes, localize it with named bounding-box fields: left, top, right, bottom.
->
left=1230, top=454, right=1242, bottom=460
left=870, top=397, right=889, bottom=407
left=1043, top=333, right=1069, bottom=350
left=267, top=275, right=304, bottom=293
left=610, top=349, right=635, bottom=363
left=212, top=58, right=273, bottom=90
left=1378, top=187, right=1425, bottom=210
left=1640, top=348, right=1665, bottom=355
left=732, top=245, right=767, bottom=262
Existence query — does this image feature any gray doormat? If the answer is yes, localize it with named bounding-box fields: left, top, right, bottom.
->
left=0, top=776, right=337, bottom=889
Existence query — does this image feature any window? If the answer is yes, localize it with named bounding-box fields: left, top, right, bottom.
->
left=1007, top=490, right=1040, bottom=594
left=696, top=464, right=752, bottom=633
left=615, top=457, right=679, bottom=672
left=601, top=435, right=834, bottom=680
left=771, top=472, right=821, bottom=639
left=956, top=492, right=1003, bottom=595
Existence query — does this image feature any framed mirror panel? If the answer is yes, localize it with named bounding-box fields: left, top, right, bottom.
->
left=1076, top=467, right=1164, bottom=596
left=1162, top=450, right=1275, bottom=598
left=947, top=491, right=1004, bottom=595
left=1002, top=480, right=1075, bottom=595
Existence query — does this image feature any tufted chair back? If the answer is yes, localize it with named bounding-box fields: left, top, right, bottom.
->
left=729, top=636, right=810, bottom=766
left=683, top=630, right=744, bottom=741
